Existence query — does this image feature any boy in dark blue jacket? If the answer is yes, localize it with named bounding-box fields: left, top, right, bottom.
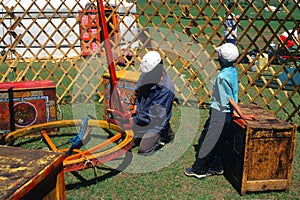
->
left=129, top=51, right=175, bottom=155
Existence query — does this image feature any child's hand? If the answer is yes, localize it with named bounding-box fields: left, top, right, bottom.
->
left=129, top=117, right=134, bottom=125
left=129, top=105, right=136, bottom=116
left=241, top=114, right=256, bottom=120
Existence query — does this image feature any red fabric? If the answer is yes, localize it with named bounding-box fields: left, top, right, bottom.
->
left=280, top=35, right=295, bottom=48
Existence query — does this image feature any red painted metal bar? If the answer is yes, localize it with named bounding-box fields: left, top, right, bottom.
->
left=96, top=0, right=127, bottom=123
left=97, top=0, right=117, bottom=84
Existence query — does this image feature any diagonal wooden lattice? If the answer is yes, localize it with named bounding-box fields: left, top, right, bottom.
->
left=0, top=0, right=299, bottom=123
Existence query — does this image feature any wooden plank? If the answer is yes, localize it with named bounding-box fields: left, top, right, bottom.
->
left=0, top=145, right=65, bottom=200
left=246, top=179, right=289, bottom=192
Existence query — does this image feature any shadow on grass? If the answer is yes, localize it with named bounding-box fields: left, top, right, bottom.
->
left=65, top=150, right=133, bottom=190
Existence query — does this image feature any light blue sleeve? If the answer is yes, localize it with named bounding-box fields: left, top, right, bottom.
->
left=218, top=76, right=233, bottom=107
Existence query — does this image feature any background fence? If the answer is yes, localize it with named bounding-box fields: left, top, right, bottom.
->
left=0, top=0, right=299, bottom=123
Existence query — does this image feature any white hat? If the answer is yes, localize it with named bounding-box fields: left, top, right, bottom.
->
left=140, top=51, right=162, bottom=73
left=216, top=43, right=239, bottom=63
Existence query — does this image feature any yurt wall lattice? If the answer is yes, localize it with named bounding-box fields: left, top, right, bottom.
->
left=0, top=0, right=299, bottom=123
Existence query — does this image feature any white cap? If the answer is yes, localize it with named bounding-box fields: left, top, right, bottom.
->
left=140, top=51, right=162, bottom=73
left=216, top=43, right=239, bottom=63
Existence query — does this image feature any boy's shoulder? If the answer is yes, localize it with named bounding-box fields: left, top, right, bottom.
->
left=218, top=67, right=237, bottom=78
left=219, top=66, right=236, bottom=73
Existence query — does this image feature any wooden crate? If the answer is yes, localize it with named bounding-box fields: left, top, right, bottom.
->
left=0, top=145, right=65, bottom=200
left=222, top=104, right=296, bottom=195
left=0, top=80, right=56, bottom=137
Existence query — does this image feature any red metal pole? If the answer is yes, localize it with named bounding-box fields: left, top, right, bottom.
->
left=96, top=0, right=126, bottom=119
left=96, top=0, right=117, bottom=85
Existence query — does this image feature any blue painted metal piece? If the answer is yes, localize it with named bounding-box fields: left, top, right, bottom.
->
left=66, top=118, right=89, bottom=156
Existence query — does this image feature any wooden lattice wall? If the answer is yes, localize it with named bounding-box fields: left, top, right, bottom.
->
left=0, top=0, right=299, bottom=123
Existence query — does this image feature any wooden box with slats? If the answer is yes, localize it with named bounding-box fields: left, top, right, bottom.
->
left=222, top=104, right=296, bottom=195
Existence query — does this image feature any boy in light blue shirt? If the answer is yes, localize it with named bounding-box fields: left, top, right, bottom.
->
left=184, top=43, right=256, bottom=178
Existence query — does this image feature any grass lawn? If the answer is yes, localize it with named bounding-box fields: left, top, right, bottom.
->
left=9, top=102, right=299, bottom=199
left=55, top=103, right=300, bottom=200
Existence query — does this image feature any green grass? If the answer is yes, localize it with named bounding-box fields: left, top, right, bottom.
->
left=10, top=102, right=300, bottom=199
left=13, top=103, right=289, bottom=199
left=13, top=101, right=299, bottom=199
left=56, top=103, right=300, bottom=200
